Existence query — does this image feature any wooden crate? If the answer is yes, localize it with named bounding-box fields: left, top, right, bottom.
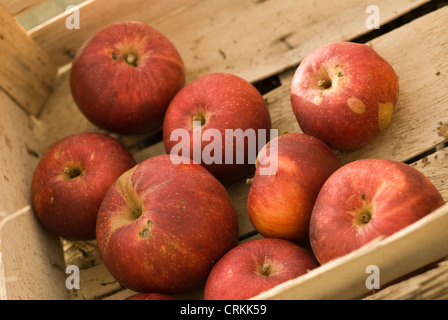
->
left=1, top=0, right=448, bottom=300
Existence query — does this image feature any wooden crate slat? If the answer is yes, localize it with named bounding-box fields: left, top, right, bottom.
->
left=29, top=0, right=429, bottom=81
left=151, top=0, right=430, bottom=84
left=0, top=3, right=57, bottom=116
left=0, top=90, right=68, bottom=300
left=364, top=260, right=448, bottom=300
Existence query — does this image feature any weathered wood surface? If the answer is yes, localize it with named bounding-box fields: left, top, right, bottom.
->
left=364, top=259, right=448, bottom=300
left=0, top=90, right=68, bottom=300
left=29, top=0, right=429, bottom=82
left=0, top=0, right=48, bottom=16
left=0, top=3, right=57, bottom=116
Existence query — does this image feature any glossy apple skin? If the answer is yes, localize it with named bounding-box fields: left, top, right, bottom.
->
left=31, top=132, right=136, bottom=240
left=70, top=21, right=185, bottom=135
left=309, top=159, right=445, bottom=265
left=247, top=133, right=342, bottom=243
left=96, top=154, right=239, bottom=294
left=124, top=293, right=177, bottom=300
left=290, top=42, right=399, bottom=150
left=162, top=72, right=272, bottom=183
left=203, top=237, right=319, bottom=300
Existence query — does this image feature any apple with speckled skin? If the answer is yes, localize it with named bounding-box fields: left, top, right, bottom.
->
left=96, top=154, right=239, bottom=294
left=203, top=238, right=319, bottom=300
left=247, top=133, right=342, bottom=243
left=31, top=132, right=135, bottom=240
left=163, top=72, right=271, bottom=183
left=70, top=21, right=185, bottom=135
left=309, top=159, right=445, bottom=265
left=290, top=42, right=399, bottom=150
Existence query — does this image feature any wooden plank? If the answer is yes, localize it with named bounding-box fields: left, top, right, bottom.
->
left=0, top=0, right=48, bottom=16
left=411, top=147, right=448, bottom=201
left=28, top=0, right=203, bottom=67
left=29, top=0, right=429, bottom=81
left=0, top=3, right=57, bottom=115
left=364, top=259, right=448, bottom=300
left=71, top=263, right=122, bottom=300
left=0, top=90, right=68, bottom=300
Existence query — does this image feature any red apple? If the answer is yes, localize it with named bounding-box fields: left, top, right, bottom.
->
left=247, top=133, right=342, bottom=243
left=203, top=237, right=319, bottom=300
left=124, top=293, right=177, bottom=300
left=290, top=42, right=399, bottom=150
left=31, top=132, right=136, bottom=240
left=162, top=72, right=272, bottom=183
left=70, top=21, right=185, bottom=135
left=96, top=154, right=239, bottom=294
left=309, top=158, right=445, bottom=265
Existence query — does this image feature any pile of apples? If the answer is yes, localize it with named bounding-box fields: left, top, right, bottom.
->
left=30, top=21, right=445, bottom=300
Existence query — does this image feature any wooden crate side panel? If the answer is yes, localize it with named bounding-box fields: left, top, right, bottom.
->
left=0, top=90, right=68, bottom=300
left=0, top=0, right=49, bottom=16
left=0, top=207, right=69, bottom=300
left=0, top=3, right=57, bottom=116
left=364, top=259, right=448, bottom=300
left=29, top=0, right=429, bottom=81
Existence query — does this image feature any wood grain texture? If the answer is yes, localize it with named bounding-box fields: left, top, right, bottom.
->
left=364, top=259, right=448, bottom=300
left=29, top=0, right=429, bottom=82
left=0, top=0, right=48, bottom=15
left=0, top=3, right=57, bottom=115
left=0, top=90, right=68, bottom=300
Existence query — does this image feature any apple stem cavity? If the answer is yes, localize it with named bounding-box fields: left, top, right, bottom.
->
left=64, top=166, right=83, bottom=179
left=356, top=208, right=372, bottom=226
left=359, top=211, right=372, bottom=224
left=192, top=113, right=206, bottom=126
left=124, top=52, right=138, bottom=67
left=131, top=206, right=143, bottom=219
left=317, top=79, right=332, bottom=90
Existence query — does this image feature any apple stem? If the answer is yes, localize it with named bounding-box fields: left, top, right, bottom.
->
left=246, top=178, right=253, bottom=185
left=260, top=263, right=271, bottom=276
left=125, top=53, right=138, bottom=67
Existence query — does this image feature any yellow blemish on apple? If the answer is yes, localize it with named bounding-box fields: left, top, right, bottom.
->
left=347, top=97, right=366, bottom=114
left=313, top=95, right=325, bottom=106
left=378, top=102, right=394, bottom=130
